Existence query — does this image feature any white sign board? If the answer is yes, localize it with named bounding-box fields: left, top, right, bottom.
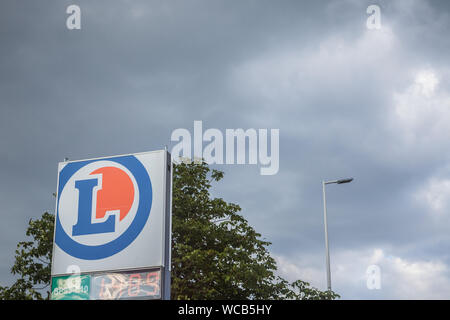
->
left=51, top=150, right=172, bottom=299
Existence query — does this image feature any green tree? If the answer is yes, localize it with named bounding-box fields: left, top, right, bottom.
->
left=171, top=161, right=337, bottom=300
left=0, top=212, right=54, bottom=300
left=0, top=162, right=338, bottom=300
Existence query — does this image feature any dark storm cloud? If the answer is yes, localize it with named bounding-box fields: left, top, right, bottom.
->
left=1, top=0, right=450, bottom=298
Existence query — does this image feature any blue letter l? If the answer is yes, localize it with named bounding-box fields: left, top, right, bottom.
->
left=72, top=178, right=115, bottom=236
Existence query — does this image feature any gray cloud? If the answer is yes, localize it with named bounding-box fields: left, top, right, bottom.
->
left=1, top=0, right=450, bottom=298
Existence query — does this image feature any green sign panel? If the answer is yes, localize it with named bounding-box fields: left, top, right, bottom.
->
left=51, top=274, right=91, bottom=300
left=50, top=268, right=161, bottom=300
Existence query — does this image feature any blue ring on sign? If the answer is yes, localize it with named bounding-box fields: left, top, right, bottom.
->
left=55, top=155, right=152, bottom=260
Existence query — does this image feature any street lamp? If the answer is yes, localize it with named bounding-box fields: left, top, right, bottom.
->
left=322, top=177, right=353, bottom=292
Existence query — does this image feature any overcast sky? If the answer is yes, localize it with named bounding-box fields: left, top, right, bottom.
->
left=2, top=0, right=450, bottom=299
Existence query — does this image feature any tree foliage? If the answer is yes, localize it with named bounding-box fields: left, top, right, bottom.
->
left=171, top=161, right=338, bottom=300
left=0, top=212, right=54, bottom=300
left=0, top=161, right=338, bottom=300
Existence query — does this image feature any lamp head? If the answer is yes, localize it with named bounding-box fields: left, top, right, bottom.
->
left=337, top=178, right=353, bottom=184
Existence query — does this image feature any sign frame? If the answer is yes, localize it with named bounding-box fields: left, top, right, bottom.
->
left=50, top=149, right=172, bottom=300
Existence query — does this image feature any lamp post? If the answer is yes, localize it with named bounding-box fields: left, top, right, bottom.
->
left=322, top=177, right=353, bottom=292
